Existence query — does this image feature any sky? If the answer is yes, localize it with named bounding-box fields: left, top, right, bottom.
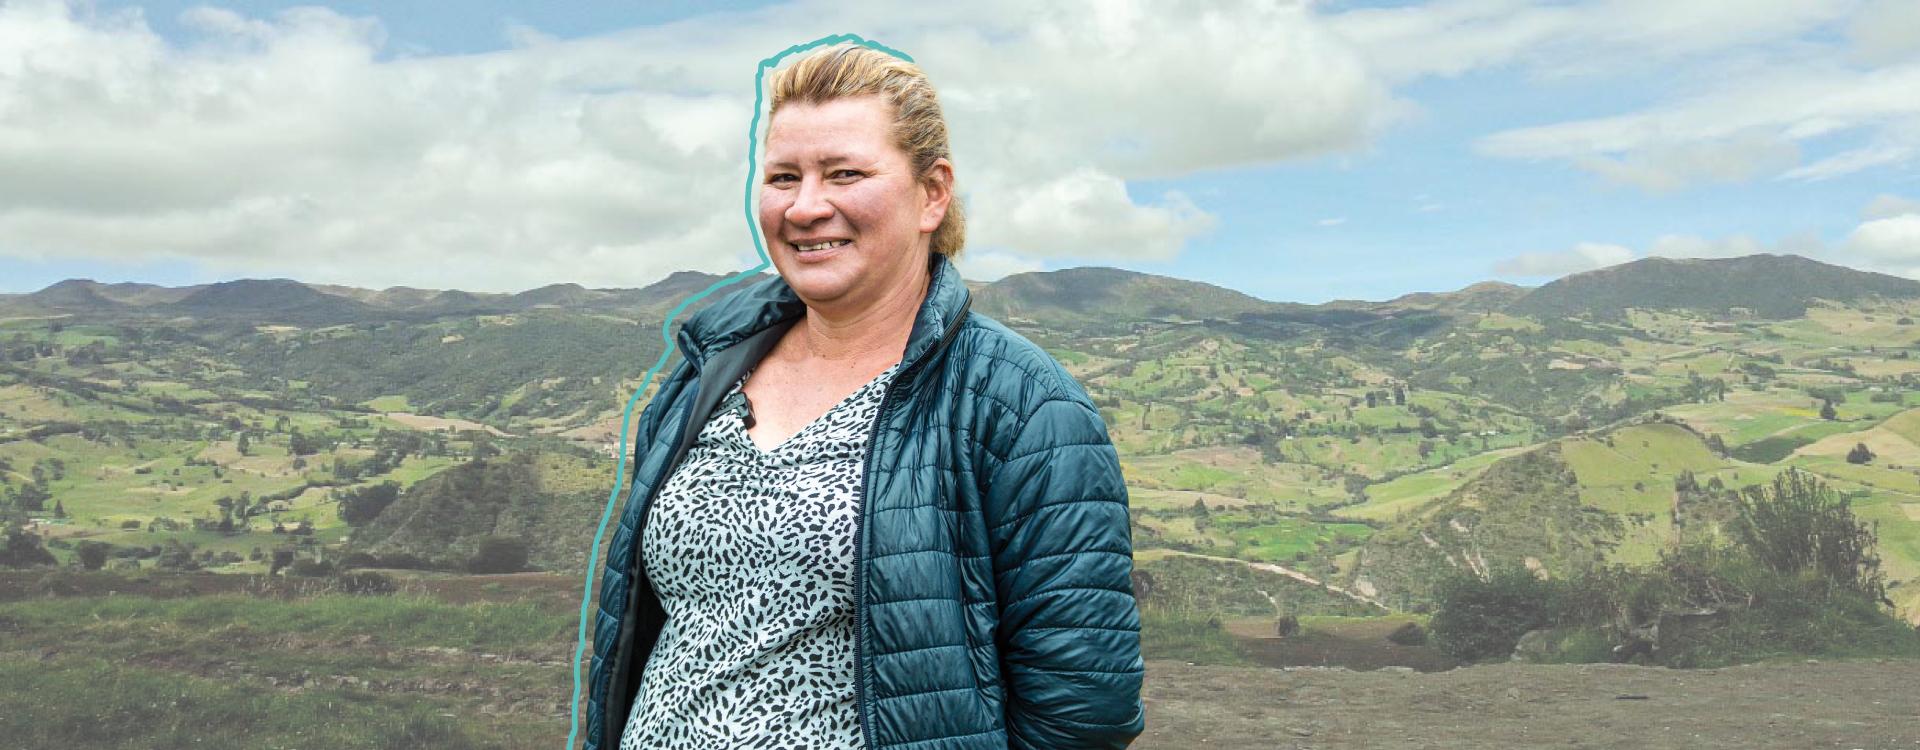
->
left=1, top=0, right=1918, bottom=304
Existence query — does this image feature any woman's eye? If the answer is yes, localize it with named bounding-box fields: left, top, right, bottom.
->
left=830, top=169, right=863, bottom=180
left=766, top=173, right=796, bottom=185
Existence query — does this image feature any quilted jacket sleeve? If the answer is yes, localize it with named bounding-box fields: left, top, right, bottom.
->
left=986, top=396, right=1145, bottom=749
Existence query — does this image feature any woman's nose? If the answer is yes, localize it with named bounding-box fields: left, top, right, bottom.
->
left=785, top=176, right=833, bottom=225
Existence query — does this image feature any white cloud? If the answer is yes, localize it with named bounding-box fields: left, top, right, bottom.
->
left=955, top=251, right=1043, bottom=282
left=1495, top=231, right=1827, bottom=280
left=1328, top=0, right=1853, bottom=82
left=1491, top=242, right=1635, bottom=276
left=1333, top=0, right=1920, bottom=191
left=1866, top=194, right=1920, bottom=219
left=982, top=169, right=1213, bottom=261
left=1475, top=62, right=1920, bottom=189
left=0, top=0, right=1391, bottom=291
left=1569, top=135, right=1801, bottom=192
left=1780, top=143, right=1916, bottom=181
left=1317, top=217, right=1347, bottom=227
left=1848, top=0, right=1920, bottom=64
left=1845, top=214, right=1920, bottom=262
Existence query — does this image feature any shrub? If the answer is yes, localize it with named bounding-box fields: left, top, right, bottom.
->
left=286, top=558, right=335, bottom=577
left=466, top=536, right=529, bottom=574
left=336, top=552, right=379, bottom=570
left=1386, top=621, right=1426, bottom=646
left=0, top=527, right=57, bottom=569
left=268, top=548, right=296, bottom=576
left=1525, top=627, right=1615, bottom=664
left=374, top=552, right=435, bottom=571
left=1138, top=606, right=1250, bottom=666
left=332, top=571, right=397, bottom=595
left=1730, top=469, right=1886, bottom=603
left=73, top=540, right=112, bottom=571
left=152, top=540, right=200, bottom=571
left=1428, top=562, right=1556, bottom=661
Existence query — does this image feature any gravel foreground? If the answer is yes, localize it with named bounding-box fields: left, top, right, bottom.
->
left=1136, top=658, right=1920, bottom=750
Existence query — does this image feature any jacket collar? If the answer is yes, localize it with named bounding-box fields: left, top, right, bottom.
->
left=675, top=252, right=972, bottom=371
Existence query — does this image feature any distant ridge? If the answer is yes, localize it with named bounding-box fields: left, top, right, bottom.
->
left=170, top=279, right=374, bottom=324
left=974, top=266, right=1275, bottom=327
left=511, top=283, right=593, bottom=308
left=10, top=254, right=1920, bottom=326
left=20, top=279, right=126, bottom=311
left=1377, top=280, right=1531, bottom=314
left=1506, top=253, right=1920, bottom=320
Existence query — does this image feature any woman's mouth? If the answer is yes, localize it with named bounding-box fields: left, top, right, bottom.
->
left=793, top=239, right=851, bottom=253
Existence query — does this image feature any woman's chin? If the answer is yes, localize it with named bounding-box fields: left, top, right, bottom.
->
left=781, top=270, right=855, bottom=304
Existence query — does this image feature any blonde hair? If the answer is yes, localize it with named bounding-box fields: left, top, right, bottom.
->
left=767, top=43, right=966, bottom=260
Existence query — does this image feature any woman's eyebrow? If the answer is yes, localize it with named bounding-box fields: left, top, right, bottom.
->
left=763, top=153, right=870, bottom=170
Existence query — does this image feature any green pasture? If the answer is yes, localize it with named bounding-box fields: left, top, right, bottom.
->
left=1218, top=515, right=1372, bottom=563
left=1340, top=447, right=1522, bottom=522
left=364, top=395, right=414, bottom=412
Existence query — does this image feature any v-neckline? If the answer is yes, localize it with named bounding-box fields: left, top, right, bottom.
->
left=733, top=363, right=898, bottom=456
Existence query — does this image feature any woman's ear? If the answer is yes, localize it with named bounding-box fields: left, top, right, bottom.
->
left=919, top=158, right=954, bottom=234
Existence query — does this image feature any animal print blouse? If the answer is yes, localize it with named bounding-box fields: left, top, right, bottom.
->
left=620, top=362, right=902, bottom=749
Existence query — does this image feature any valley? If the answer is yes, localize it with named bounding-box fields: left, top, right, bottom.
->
left=6, top=252, right=1920, bottom=747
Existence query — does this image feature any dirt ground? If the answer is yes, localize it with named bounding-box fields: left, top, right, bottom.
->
left=1225, top=617, right=1460, bottom=672
left=11, top=571, right=1916, bottom=748
left=1138, top=658, right=1920, bottom=750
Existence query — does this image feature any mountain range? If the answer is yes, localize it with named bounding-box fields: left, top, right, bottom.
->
left=8, top=253, right=1915, bottom=329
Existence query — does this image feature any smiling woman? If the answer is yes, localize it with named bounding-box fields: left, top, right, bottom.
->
left=584, top=42, right=1146, bottom=750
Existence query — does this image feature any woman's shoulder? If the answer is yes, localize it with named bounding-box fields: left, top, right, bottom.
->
left=947, top=310, right=1098, bottom=412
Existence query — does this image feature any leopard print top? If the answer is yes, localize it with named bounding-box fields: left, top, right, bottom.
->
left=620, top=362, right=901, bottom=749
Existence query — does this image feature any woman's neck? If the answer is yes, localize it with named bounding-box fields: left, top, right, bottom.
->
left=798, top=267, right=931, bottom=364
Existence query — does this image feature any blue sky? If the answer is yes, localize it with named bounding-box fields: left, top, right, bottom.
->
left=2, top=0, right=1917, bottom=303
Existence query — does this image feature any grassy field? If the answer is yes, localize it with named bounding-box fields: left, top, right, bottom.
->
left=0, top=570, right=579, bottom=750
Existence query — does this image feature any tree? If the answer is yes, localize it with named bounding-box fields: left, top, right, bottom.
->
left=1846, top=442, right=1875, bottom=465
left=1731, top=468, right=1887, bottom=603
left=73, top=540, right=111, bottom=570
left=1393, top=384, right=1407, bottom=406
left=288, top=429, right=322, bottom=456
left=337, top=481, right=401, bottom=527
left=153, top=539, right=201, bottom=571
left=13, top=483, right=49, bottom=513
left=269, top=547, right=296, bottom=576
left=0, top=525, right=56, bottom=568
left=236, top=432, right=252, bottom=456
left=1820, top=399, right=1837, bottom=421
left=468, top=433, right=500, bottom=463
left=51, top=499, right=67, bottom=519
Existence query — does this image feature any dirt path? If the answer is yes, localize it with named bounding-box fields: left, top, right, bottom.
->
left=1137, top=658, right=1920, bottom=749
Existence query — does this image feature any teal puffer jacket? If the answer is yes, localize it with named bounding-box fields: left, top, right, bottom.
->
left=585, top=253, right=1145, bottom=749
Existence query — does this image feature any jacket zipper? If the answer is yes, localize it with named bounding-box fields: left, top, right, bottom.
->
left=854, top=295, right=970, bottom=749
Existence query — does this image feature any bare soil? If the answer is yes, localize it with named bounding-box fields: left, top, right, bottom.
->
left=1226, top=617, right=1460, bottom=672
left=1138, top=658, right=1920, bottom=749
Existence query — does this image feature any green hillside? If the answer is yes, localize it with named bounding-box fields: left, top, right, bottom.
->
left=6, top=251, right=1920, bottom=625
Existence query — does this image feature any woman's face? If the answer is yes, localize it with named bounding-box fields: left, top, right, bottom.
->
left=759, top=95, right=949, bottom=313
